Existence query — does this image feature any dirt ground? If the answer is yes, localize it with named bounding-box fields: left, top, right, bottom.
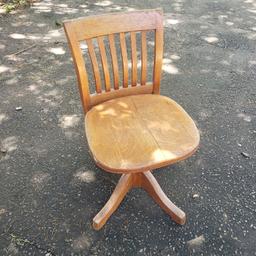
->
left=0, top=0, right=256, bottom=255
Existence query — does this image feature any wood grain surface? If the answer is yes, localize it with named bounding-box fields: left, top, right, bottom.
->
left=85, top=94, right=200, bottom=173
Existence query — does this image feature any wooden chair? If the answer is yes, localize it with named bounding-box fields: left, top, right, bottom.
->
left=63, top=9, right=200, bottom=230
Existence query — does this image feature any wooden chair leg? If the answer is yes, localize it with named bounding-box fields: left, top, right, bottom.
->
left=93, top=173, right=133, bottom=230
left=92, top=171, right=186, bottom=230
left=140, top=171, right=186, bottom=225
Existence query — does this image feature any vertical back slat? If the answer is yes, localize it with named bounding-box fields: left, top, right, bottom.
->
left=86, top=39, right=102, bottom=93
left=97, top=36, right=111, bottom=92
left=120, top=32, right=129, bottom=88
left=141, top=31, right=147, bottom=85
left=153, top=27, right=163, bottom=94
left=130, top=32, right=137, bottom=87
left=108, top=34, right=119, bottom=90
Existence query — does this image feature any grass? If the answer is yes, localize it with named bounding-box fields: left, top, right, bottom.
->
left=0, top=0, right=35, bottom=13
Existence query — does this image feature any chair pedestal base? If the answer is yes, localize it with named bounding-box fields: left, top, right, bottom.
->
left=93, top=171, right=186, bottom=230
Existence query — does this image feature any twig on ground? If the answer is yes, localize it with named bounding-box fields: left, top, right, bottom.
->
left=7, top=44, right=37, bottom=57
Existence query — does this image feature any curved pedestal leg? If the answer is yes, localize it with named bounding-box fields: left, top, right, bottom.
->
left=93, top=173, right=133, bottom=230
left=140, top=171, right=186, bottom=225
left=92, top=171, right=186, bottom=230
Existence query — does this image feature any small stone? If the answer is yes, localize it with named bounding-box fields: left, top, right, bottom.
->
left=192, top=193, right=200, bottom=199
left=0, top=208, right=7, bottom=215
left=241, top=152, right=249, bottom=158
left=15, top=106, right=22, bottom=111
left=1, top=148, right=7, bottom=154
left=55, top=20, right=62, bottom=26
left=187, top=235, right=205, bottom=249
left=237, top=143, right=242, bottom=147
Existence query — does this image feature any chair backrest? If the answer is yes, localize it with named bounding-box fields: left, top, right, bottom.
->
left=63, top=9, right=163, bottom=113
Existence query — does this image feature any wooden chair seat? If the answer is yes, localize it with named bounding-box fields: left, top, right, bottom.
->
left=85, top=94, right=199, bottom=173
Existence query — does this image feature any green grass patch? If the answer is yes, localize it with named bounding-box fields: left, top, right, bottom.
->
left=1, top=0, right=35, bottom=13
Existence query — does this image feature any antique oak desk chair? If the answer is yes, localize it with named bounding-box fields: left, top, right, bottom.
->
left=64, top=10, right=200, bottom=230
